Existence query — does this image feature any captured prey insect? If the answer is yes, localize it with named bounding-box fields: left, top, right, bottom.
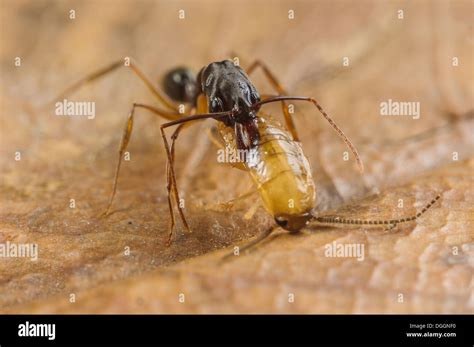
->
left=48, top=57, right=441, bottom=255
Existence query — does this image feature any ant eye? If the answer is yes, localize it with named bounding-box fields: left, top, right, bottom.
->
left=251, top=92, right=260, bottom=102
left=275, top=216, right=289, bottom=228
left=250, top=91, right=261, bottom=109
left=211, top=97, right=223, bottom=112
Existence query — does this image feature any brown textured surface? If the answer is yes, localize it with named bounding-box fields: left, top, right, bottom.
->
left=0, top=0, right=473, bottom=313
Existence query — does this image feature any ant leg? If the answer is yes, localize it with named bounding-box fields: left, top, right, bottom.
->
left=246, top=60, right=288, bottom=95
left=43, top=58, right=179, bottom=112
left=104, top=105, right=230, bottom=242
left=173, top=94, right=216, bottom=194
left=160, top=110, right=234, bottom=245
left=164, top=123, right=184, bottom=244
left=245, top=59, right=299, bottom=141
left=169, top=124, right=255, bottom=214
left=102, top=103, right=181, bottom=217
left=165, top=121, right=193, bottom=245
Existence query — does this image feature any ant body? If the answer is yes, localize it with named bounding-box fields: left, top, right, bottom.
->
left=48, top=57, right=440, bottom=256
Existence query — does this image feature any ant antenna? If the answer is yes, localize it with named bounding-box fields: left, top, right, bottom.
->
left=253, top=96, right=364, bottom=173
left=313, top=194, right=441, bottom=227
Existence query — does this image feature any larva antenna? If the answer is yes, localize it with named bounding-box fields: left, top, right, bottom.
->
left=313, top=194, right=441, bottom=227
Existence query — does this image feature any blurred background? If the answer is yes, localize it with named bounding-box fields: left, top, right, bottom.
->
left=0, top=0, right=472, bottom=313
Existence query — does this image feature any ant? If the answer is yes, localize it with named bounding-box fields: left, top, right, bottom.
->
left=47, top=56, right=441, bottom=257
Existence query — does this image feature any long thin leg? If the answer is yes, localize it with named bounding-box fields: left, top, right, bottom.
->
left=254, top=96, right=364, bottom=173
left=245, top=59, right=299, bottom=141
left=166, top=108, right=230, bottom=244
left=160, top=110, right=234, bottom=244
left=164, top=124, right=186, bottom=238
left=165, top=122, right=187, bottom=245
left=102, top=103, right=182, bottom=217
left=221, top=226, right=277, bottom=262
left=172, top=93, right=217, bottom=194
left=43, top=58, right=179, bottom=112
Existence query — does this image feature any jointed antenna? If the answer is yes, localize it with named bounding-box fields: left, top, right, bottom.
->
left=313, top=195, right=441, bottom=227
left=253, top=96, right=364, bottom=173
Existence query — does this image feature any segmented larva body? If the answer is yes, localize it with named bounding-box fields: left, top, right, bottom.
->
left=218, top=116, right=316, bottom=231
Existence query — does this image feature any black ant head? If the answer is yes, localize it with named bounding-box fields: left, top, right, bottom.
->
left=162, top=67, right=198, bottom=104
left=197, top=60, right=261, bottom=121
left=274, top=213, right=312, bottom=233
